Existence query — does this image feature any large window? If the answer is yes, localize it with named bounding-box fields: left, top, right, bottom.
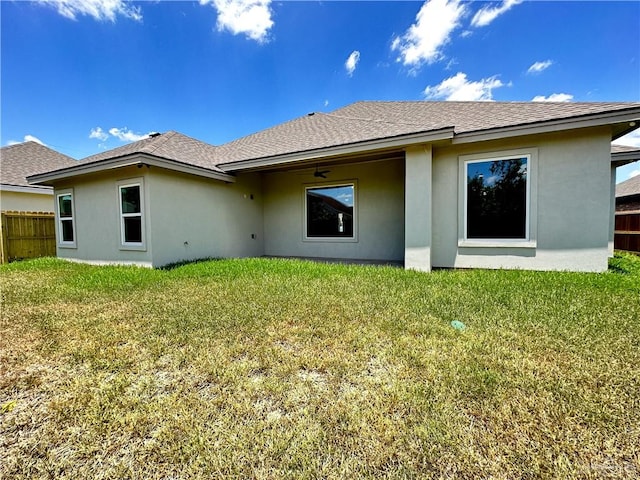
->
left=460, top=150, right=537, bottom=245
left=118, top=179, right=145, bottom=249
left=305, top=183, right=356, bottom=240
left=57, top=190, right=75, bottom=247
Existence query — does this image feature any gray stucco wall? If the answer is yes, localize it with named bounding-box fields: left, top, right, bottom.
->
left=147, top=169, right=264, bottom=267
left=53, top=166, right=264, bottom=267
left=55, top=166, right=153, bottom=266
left=262, top=159, right=405, bottom=262
left=431, top=128, right=613, bottom=272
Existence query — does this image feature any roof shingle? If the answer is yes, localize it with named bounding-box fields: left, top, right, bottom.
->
left=1, top=142, right=77, bottom=188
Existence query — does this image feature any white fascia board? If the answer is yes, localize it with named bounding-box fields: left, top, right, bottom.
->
left=219, top=127, right=455, bottom=172
left=611, top=151, right=640, bottom=167
left=452, top=110, right=640, bottom=145
left=28, top=154, right=235, bottom=185
left=0, top=184, right=53, bottom=194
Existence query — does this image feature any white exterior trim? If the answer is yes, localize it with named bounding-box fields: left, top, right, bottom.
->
left=303, top=180, right=358, bottom=243
left=117, top=178, right=147, bottom=251
left=55, top=188, right=77, bottom=249
left=28, top=154, right=235, bottom=185
left=458, top=148, right=538, bottom=248
left=220, top=128, right=455, bottom=172
left=1, top=184, right=53, bottom=195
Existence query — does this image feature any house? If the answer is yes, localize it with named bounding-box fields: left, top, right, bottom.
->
left=29, top=101, right=640, bottom=272
left=614, top=155, right=640, bottom=253
left=1, top=141, right=77, bottom=213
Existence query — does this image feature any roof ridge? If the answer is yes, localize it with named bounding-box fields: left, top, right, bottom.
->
left=320, top=112, right=430, bottom=128
left=141, top=131, right=177, bottom=155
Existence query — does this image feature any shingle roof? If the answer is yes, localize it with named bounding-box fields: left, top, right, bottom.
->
left=611, top=144, right=640, bottom=155
left=80, top=131, right=225, bottom=173
left=215, top=101, right=640, bottom=164
left=616, top=174, right=640, bottom=198
left=1, top=142, right=76, bottom=188
left=29, top=101, right=640, bottom=183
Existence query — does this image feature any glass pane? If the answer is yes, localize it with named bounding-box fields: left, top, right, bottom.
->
left=58, top=194, right=72, bottom=217
left=307, top=185, right=354, bottom=237
left=123, top=216, right=142, bottom=243
left=467, top=158, right=527, bottom=239
left=60, top=219, right=74, bottom=242
left=121, top=185, right=141, bottom=214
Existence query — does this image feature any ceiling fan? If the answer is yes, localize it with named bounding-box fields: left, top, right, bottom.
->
left=313, top=165, right=331, bottom=178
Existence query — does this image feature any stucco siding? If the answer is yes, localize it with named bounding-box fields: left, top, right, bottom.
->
left=263, top=159, right=404, bottom=262
left=147, top=169, right=264, bottom=267
left=0, top=190, right=55, bottom=212
left=54, top=166, right=153, bottom=266
left=432, top=128, right=613, bottom=272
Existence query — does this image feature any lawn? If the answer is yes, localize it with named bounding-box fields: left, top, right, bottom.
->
left=1, top=255, right=639, bottom=479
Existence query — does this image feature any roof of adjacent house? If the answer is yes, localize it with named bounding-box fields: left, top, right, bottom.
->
left=616, top=174, right=640, bottom=199
left=27, top=101, right=640, bottom=184
left=1, top=141, right=76, bottom=189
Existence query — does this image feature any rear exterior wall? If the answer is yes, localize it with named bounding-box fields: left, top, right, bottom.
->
left=262, top=159, right=405, bottom=262
left=431, top=127, right=613, bottom=272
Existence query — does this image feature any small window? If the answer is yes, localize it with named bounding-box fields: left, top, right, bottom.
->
left=465, top=156, right=529, bottom=240
left=305, top=183, right=356, bottom=240
left=56, top=190, right=76, bottom=247
left=118, top=180, right=145, bottom=249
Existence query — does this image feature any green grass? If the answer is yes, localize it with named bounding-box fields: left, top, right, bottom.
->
left=1, top=254, right=639, bottom=479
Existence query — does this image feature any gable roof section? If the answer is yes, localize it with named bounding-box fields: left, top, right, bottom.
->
left=216, top=101, right=640, bottom=169
left=616, top=174, right=640, bottom=199
left=1, top=142, right=77, bottom=192
left=29, top=131, right=235, bottom=185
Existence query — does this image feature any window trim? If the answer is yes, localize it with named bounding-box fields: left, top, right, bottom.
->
left=458, top=148, right=537, bottom=248
left=55, top=188, right=76, bottom=248
left=117, top=178, right=146, bottom=251
left=303, top=180, right=358, bottom=243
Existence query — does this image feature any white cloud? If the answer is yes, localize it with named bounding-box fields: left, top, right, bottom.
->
left=7, top=135, right=47, bottom=146
left=527, top=60, right=553, bottom=75
left=24, top=134, right=47, bottom=145
left=423, top=72, right=504, bottom=101
left=200, top=0, right=274, bottom=43
left=532, top=93, right=574, bottom=102
left=617, top=128, right=640, bottom=148
left=345, top=51, right=360, bottom=77
left=41, top=0, right=142, bottom=22
left=471, top=0, right=522, bottom=28
left=391, top=0, right=466, bottom=68
left=108, top=127, right=149, bottom=142
left=89, top=127, right=109, bottom=141
left=629, top=168, right=640, bottom=178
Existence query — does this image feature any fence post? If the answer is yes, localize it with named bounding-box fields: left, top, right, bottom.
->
left=0, top=212, right=8, bottom=264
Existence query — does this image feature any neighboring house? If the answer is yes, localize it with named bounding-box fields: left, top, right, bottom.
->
left=29, top=101, right=640, bottom=272
left=1, top=142, right=77, bottom=212
left=614, top=157, right=640, bottom=254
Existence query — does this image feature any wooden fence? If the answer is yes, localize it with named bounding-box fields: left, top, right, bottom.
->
left=614, top=210, right=640, bottom=254
left=0, top=211, right=56, bottom=264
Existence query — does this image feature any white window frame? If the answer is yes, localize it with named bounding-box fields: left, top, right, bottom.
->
left=117, top=178, right=146, bottom=251
left=56, top=188, right=76, bottom=248
left=458, top=148, right=537, bottom=248
left=303, top=181, right=358, bottom=243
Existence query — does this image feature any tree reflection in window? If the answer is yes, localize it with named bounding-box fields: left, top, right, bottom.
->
left=306, top=184, right=354, bottom=238
left=467, top=157, right=527, bottom=239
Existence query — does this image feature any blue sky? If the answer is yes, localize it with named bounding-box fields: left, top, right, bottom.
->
left=2, top=0, right=639, bottom=182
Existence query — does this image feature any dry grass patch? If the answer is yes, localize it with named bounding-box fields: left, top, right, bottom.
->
left=1, top=255, right=639, bottom=478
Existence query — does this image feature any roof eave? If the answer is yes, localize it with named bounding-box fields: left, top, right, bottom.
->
left=219, top=127, right=455, bottom=172
left=1, top=184, right=54, bottom=195
left=452, top=108, right=640, bottom=145
left=28, top=153, right=235, bottom=185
